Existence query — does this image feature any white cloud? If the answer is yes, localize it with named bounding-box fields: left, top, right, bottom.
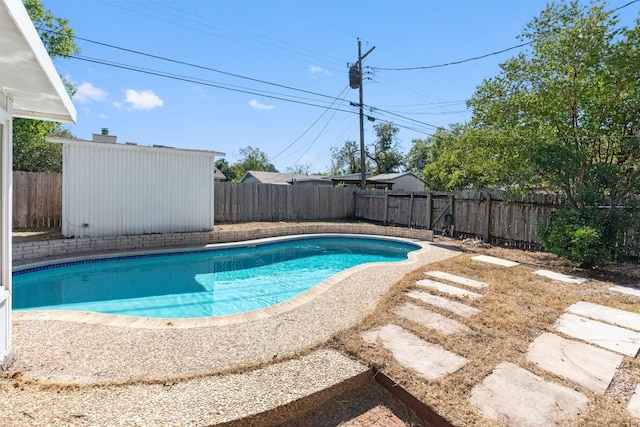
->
left=309, top=65, right=332, bottom=77
left=249, top=99, right=275, bottom=110
left=73, top=82, right=107, bottom=103
left=118, top=89, right=164, bottom=111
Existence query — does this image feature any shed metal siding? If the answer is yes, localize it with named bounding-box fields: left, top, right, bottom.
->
left=62, top=143, right=214, bottom=238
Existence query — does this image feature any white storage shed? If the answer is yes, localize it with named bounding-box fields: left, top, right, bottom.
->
left=49, top=136, right=224, bottom=238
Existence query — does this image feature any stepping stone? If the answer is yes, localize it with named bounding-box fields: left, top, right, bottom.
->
left=567, top=301, right=640, bottom=332
left=629, top=384, right=640, bottom=419
left=609, top=285, right=640, bottom=298
left=471, top=255, right=519, bottom=267
left=361, top=324, right=467, bottom=380
left=406, top=291, right=481, bottom=318
left=527, top=333, right=623, bottom=394
left=469, top=361, right=588, bottom=427
left=555, top=313, right=640, bottom=357
left=394, top=302, right=470, bottom=335
left=416, top=279, right=482, bottom=299
left=533, top=269, right=587, bottom=284
left=426, top=270, right=488, bottom=289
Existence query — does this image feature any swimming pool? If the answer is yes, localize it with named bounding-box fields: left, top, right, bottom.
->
left=13, top=235, right=420, bottom=319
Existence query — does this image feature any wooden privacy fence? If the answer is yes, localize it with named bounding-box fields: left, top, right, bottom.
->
left=355, top=189, right=566, bottom=249
left=12, top=173, right=636, bottom=252
left=214, top=182, right=356, bottom=222
left=12, top=171, right=62, bottom=228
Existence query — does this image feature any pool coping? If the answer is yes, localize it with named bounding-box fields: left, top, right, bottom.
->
left=12, top=233, right=430, bottom=329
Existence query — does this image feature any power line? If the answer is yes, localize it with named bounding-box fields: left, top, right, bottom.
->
left=288, top=88, right=354, bottom=166
left=47, top=30, right=347, bottom=105
left=373, top=0, right=639, bottom=72
left=99, top=0, right=347, bottom=71
left=373, top=42, right=532, bottom=71
left=70, top=54, right=432, bottom=138
left=71, top=55, right=351, bottom=110
left=269, top=85, right=350, bottom=163
left=366, top=105, right=441, bottom=130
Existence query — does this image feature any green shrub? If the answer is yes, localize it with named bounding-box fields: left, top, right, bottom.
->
left=568, top=226, right=610, bottom=268
left=539, top=207, right=634, bottom=269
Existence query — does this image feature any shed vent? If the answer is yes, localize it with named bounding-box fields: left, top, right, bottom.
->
left=92, top=129, right=117, bottom=144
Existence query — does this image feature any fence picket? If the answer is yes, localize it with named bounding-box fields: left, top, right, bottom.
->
left=12, top=173, right=638, bottom=253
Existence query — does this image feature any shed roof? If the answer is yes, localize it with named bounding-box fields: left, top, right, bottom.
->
left=47, top=136, right=225, bottom=157
left=0, top=0, right=76, bottom=123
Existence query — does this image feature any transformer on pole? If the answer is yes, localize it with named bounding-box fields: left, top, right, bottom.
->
left=349, top=39, right=375, bottom=189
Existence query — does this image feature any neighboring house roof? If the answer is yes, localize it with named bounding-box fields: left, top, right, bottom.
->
left=326, top=171, right=425, bottom=190
left=372, top=171, right=426, bottom=183
left=0, top=0, right=76, bottom=123
left=240, top=171, right=320, bottom=185
left=286, top=175, right=332, bottom=185
left=324, top=172, right=371, bottom=181
left=213, top=166, right=227, bottom=181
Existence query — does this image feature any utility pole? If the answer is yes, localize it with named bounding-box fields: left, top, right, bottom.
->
left=349, top=39, right=375, bottom=189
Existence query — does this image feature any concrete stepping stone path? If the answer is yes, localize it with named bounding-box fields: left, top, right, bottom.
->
left=527, top=332, right=623, bottom=395
left=394, top=302, right=471, bottom=335
left=609, top=285, right=640, bottom=298
left=629, top=385, right=640, bottom=419
left=555, top=313, right=640, bottom=357
left=416, top=279, right=483, bottom=300
left=361, top=324, right=468, bottom=380
left=406, top=291, right=481, bottom=318
left=471, top=254, right=519, bottom=267
left=567, top=301, right=640, bottom=332
left=425, top=271, right=488, bottom=289
left=533, top=269, right=587, bottom=284
left=469, top=361, right=588, bottom=427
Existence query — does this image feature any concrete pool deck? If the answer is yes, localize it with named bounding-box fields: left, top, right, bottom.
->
left=3, top=229, right=461, bottom=425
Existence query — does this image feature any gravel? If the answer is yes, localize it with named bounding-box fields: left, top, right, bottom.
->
left=2, top=235, right=461, bottom=426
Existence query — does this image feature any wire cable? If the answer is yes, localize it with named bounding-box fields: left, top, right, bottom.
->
left=373, top=0, right=639, bottom=72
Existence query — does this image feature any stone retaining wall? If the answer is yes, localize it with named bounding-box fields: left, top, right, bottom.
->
left=13, top=223, right=434, bottom=266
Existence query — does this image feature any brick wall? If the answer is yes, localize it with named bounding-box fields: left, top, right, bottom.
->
left=13, top=223, right=434, bottom=266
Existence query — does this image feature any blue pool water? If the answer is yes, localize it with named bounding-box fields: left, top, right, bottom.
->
left=13, top=236, right=419, bottom=319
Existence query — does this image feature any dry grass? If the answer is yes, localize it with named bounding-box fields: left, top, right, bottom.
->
left=334, top=235, right=640, bottom=427
left=10, top=225, right=640, bottom=425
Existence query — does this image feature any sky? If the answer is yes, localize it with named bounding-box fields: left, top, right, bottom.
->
left=42, top=0, right=640, bottom=174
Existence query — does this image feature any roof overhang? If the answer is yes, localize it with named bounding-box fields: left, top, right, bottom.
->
left=0, top=0, right=76, bottom=123
left=47, top=137, right=226, bottom=157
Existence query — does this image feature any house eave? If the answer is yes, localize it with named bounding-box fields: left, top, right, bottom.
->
left=1, top=0, right=76, bottom=123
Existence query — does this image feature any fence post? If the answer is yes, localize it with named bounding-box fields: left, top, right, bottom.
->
left=426, top=192, right=432, bottom=229
left=482, top=192, right=491, bottom=242
left=449, top=194, right=455, bottom=236
left=383, top=192, right=389, bottom=226
left=409, top=192, right=415, bottom=227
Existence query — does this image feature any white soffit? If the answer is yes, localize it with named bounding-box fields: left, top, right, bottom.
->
left=0, top=0, right=76, bottom=123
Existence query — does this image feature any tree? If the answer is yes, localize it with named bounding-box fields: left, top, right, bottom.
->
left=14, top=0, right=79, bottom=172
left=467, top=0, right=639, bottom=209
left=214, top=158, right=235, bottom=182
left=405, top=124, right=503, bottom=191
left=367, top=123, right=404, bottom=174
left=286, top=163, right=312, bottom=175
left=464, top=0, right=640, bottom=265
left=231, top=146, right=277, bottom=181
left=329, top=123, right=404, bottom=176
left=329, top=140, right=364, bottom=175
left=13, top=122, right=64, bottom=172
